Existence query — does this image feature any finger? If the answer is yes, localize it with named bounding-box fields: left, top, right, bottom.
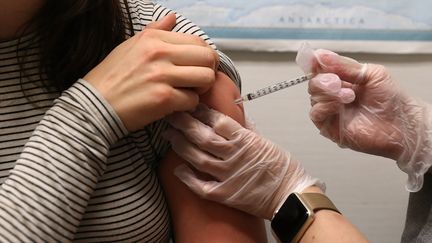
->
left=316, top=117, right=341, bottom=145
left=169, top=45, right=219, bottom=70
left=338, top=88, right=356, bottom=103
left=174, top=164, right=220, bottom=197
left=308, top=74, right=356, bottom=103
left=163, top=123, right=233, bottom=173
left=191, top=104, right=244, bottom=140
left=295, top=42, right=317, bottom=74
left=190, top=103, right=224, bottom=127
left=166, top=110, right=245, bottom=160
left=142, top=28, right=209, bottom=47
left=310, top=101, right=341, bottom=124
left=167, top=88, right=200, bottom=112
left=146, top=13, right=177, bottom=31
left=175, top=165, right=234, bottom=203
left=308, top=73, right=342, bottom=95
left=213, top=115, right=246, bottom=140
left=165, top=112, right=232, bottom=153
left=165, top=112, right=226, bottom=145
left=310, top=89, right=355, bottom=105
left=164, top=65, right=216, bottom=93
left=164, top=128, right=227, bottom=176
left=314, top=49, right=368, bottom=84
left=137, top=28, right=220, bottom=71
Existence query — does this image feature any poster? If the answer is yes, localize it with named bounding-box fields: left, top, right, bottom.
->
left=156, top=0, right=432, bottom=53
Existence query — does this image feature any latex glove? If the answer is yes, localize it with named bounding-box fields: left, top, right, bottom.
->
left=84, top=14, right=219, bottom=132
left=163, top=104, right=323, bottom=219
left=297, top=44, right=432, bottom=192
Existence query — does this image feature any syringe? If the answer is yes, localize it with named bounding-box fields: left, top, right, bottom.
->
left=234, top=73, right=313, bottom=104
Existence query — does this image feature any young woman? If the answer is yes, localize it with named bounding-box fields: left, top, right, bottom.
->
left=0, top=0, right=266, bottom=242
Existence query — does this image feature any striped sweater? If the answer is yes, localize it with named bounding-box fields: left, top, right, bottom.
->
left=0, top=0, right=240, bottom=242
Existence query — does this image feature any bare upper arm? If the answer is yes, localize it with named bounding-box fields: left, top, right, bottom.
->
left=158, top=71, right=267, bottom=243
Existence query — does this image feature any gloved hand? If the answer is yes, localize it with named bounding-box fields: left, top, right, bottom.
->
left=163, top=104, right=323, bottom=219
left=297, top=44, right=432, bottom=192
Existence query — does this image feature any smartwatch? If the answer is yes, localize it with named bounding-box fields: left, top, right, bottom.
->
left=271, top=192, right=340, bottom=243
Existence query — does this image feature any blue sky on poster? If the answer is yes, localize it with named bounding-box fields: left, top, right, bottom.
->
left=156, top=0, right=432, bottom=29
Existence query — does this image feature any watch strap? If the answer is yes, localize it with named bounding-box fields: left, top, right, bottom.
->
left=300, top=193, right=340, bottom=214
left=271, top=192, right=341, bottom=243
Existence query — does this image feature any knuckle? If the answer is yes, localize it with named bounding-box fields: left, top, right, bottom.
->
left=198, top=157, right=211, bottom=168
left=152, top=84, right=174, bottom=105
left=201, top=68, right=216, bottom=85
left=203, top=48, right=218, bottom=68
left=148, top=64, right=169, bottom=82
left=145, top=47, right=168, bottom=61
left=191, top=35, right=208, bottom=46
left=140, top=28, right=157, bottom=38
left=200, top=139, right=214, bottom=150
left=375, top=64, right=388, bottom=74
left=368, top=63, right=391, bottom=79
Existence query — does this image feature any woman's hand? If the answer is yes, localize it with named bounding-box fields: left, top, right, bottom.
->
left=84, top=14, right=219, bottom=132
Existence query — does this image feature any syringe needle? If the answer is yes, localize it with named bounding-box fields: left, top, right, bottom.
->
left=234, top=97, right=245, bottom=104
left=234, top=73, right=313, bottom=104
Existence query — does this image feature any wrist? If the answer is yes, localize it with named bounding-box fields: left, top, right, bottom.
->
left=300, top=185, right=324, bottom=194
left=396, top=100, right=432, bottom=191
left=271, top=190, right=340, bottom=243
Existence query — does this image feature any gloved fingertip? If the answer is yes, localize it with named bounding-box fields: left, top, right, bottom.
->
left=295, top=42, right=315, bottom=74
left=315, top=73, right=341, bottom=92
left=174, top=164, right=193, bottom=178
left=338, top=88, right=356, bottom=103
left=174, top=165, right=200, bottom=187
left=244, top=115, right=258, bottom=132
left=174, top=165, right=210, bottom=195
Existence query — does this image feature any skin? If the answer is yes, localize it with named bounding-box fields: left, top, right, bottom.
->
left=299, top=186, right=369, bottom=243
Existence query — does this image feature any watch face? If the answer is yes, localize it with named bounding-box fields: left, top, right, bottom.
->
left=271, top=193, right=310, bottom=243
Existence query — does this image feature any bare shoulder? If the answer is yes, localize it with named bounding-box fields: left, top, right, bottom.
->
left=200, top=71, right=245, bottom=125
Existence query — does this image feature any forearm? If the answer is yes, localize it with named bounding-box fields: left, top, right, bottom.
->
left=298, top=186, right=369, bottom=243
left=0, top=80, right=126, bottom=241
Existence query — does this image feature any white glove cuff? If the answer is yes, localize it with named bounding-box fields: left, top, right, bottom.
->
left=398, top=102, right=432, bottom=192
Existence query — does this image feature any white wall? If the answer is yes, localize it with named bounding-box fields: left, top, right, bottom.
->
left=224, top=50, right=432, bottom=243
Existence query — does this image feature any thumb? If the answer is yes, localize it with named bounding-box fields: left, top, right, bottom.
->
left=314, top=49, right=367, bottom=85
left=146, top=13, right=177, bottom=31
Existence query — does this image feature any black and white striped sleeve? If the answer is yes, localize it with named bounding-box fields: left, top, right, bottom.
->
left=0, top=79, right=128, bottom=242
